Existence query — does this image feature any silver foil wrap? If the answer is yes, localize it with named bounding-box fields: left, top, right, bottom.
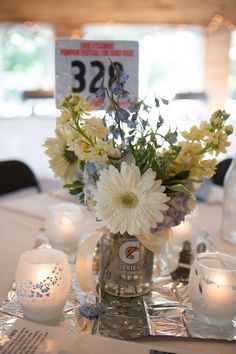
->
left=0, top=234, right=235, bottom=345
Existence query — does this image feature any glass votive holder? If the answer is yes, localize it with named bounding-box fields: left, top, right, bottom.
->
left=188, top=252, right=236, bottom=326
left=45, top=203, right=82, bottom=254
left=15, top=248, right=71, bottom=322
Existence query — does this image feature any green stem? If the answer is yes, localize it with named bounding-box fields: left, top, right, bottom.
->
left=129, top=141, right=136, bottom=161
left=70, top=110, right=95, bottom=146
left=104, top=87, right=125, bottom=142
left=199, top=143, right=213, bottom=155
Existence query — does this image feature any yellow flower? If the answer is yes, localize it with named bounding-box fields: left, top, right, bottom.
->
left=85, top=117, right=108, bottom=139
left=169, top=141, right=204, bottom=178
left=224, top=124, right=234, bottom=135
left=177, top=142, right=202, bottom=163
left=206, top=131, right=231, bottom=155
left=200, top=159, right=217, bottom=178
left=182, top=126, right=204, bottom=141
left=189, top=165, right=203, bottom=179
left=199, top=121, right=211, bottom=134
left=210, top=115, right=222, bottom=127
left=182, top=121, right=211, bottom=141
left=188, top=159, right=216, bottom=179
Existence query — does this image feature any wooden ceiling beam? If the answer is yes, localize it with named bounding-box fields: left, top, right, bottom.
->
left=0, top=0, right=236, bottom=29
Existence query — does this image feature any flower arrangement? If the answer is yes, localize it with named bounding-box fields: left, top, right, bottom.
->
left=44, top=64, right=233, bottom=238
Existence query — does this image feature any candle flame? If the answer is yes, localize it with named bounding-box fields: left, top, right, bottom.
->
left=37, top=266, right=51, bottom=281
left=214, top=275, right=225, bottom=288
left=61, top=216, right=73, bottom=225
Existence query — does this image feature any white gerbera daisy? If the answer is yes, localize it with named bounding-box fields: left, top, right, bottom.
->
left=44, top=128, right=81, bottom=184
left=93, top=162, right=170, bottom=235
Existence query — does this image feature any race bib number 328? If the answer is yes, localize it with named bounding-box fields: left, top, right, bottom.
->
left=55, top=40, right=139, bottom=107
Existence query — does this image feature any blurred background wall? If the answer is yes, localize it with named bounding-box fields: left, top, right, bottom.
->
left=0, top=0, right=235, bottom=189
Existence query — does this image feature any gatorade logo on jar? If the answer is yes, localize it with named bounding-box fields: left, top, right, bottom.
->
left=119, top=240, right=140, bottom=264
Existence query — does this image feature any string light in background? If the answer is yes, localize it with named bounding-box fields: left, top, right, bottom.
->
left=205, top=13, right=235, bottom=36
left=21, top=13, right=235, bottom=39
left=71, top=28, right=83, bottom=39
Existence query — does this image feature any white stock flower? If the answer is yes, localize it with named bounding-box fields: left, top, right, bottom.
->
left=88, top=140, right=121, bottom=165
left=44, top=128, right=80, bottom=184
left=85, top=117, right=108, bottom=139
left=93, top=162, right=170, bottom=235
left=68, top=137, right=120, bottom=167
left=57, top=110, right=73, bottom=127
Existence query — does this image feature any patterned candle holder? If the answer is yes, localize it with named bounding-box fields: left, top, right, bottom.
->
left=15, top=248, right=71, bottom=322
left=45, top=203, right=82, bottom=254
left=188, top=252, right=236, bottom=326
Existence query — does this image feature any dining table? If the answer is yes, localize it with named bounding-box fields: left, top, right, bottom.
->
left=0, top=186, right=236, bottom=354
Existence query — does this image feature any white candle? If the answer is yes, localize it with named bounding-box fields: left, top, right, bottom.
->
left=189, top=252, right=236, bottom=326
left=172, top=220, right=192, bottom=250
left=15, top=248, right=71, bottom=322
left=46, top=203, right=82, bottom=253
left=203, top=272, right=232, bottom=304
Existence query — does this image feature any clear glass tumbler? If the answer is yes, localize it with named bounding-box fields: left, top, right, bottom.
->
left=188, top=252, right=236, bottom=326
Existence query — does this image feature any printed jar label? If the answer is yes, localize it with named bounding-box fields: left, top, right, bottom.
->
left=103, top=237, right=154, bottom=286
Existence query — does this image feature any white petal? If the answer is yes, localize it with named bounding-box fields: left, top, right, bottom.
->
left=94, top=163, right=170, bottom=235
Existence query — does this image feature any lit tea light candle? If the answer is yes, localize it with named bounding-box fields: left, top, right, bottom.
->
left=45, top=203, right=83, bottom=253
left=15, top=248, right=71, bottom=322
left=188, top=252, right=236, bottom=326
left=172, top=220, right=193, bottom=248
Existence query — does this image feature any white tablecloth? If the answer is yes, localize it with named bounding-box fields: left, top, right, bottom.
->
left=0, top=191, right=236, bottom=353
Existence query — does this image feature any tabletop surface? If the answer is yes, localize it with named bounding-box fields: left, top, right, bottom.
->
left=0, top=188, right=236, bottom=354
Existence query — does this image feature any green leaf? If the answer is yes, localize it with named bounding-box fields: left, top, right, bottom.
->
left=64, top=181, right=83, bottom=189
left=161, top=98, right=169, bottom=105
left=64, top=180, right=84, bottom=197
left=69, top=188, right=83, bottom=195
left=156, top=115, right=164, bottom=130
left=168, top=170, right=190, bottom=181
left=167, top=184, right=192, bottom=195
left=79, top=194, right=84, bottom=203
left=128, top=141, right=136, bottom=158
left=143, top=103, right=151, bottom=113
left=187, top=195, right=197, bottom=212
left=139, top=159, right=148, bottom=173
left=80, top=160, right=85, bottom=170
left=155, top=97, right=160, bottom=108
left=151, top=159, right=165, bottom=180
left=165, top=130, right=178, bottom=144
left=139, top=149, right=148, bottom=162
left=129, top=129, right=135, bottom=135
left=140, top=118, right=149, bottom=130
